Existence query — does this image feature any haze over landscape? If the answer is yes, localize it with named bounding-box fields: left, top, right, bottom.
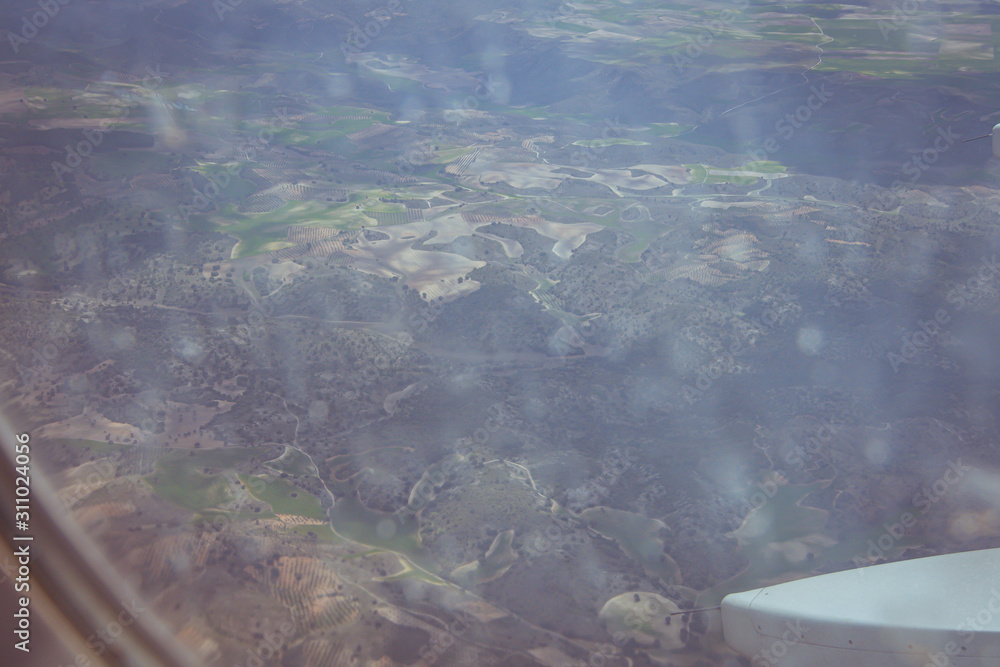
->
left=2, top=0, right=1000, bottom=665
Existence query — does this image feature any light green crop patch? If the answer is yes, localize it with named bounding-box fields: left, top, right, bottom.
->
left=144, top=446, right=275, bottom=512
left=646, top=122, right=695, bottom=137
left=240, top=473, right=326, bottom=521
left=265, top=447, right=317, bottom=477
left=146, top=458, right=233, bottom=512
left=572, top=138, right=650, bottom=147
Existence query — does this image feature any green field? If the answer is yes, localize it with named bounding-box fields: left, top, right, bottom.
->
left=144, top=446, right=273, bottom=512
left=52, top=438, right=134, bottom=454
left=241, top=473, right=327, bottom=520
left=645, top=122, right=695, bottom=137
left=613, top=219, right=671, bottom=264
left=265, top=447, right=317, bottom=477
left=215, top=198, right=366, bottom=258
left=572, top=137, right=650, bottom=147
left=146, top=457, right=232, bottom=512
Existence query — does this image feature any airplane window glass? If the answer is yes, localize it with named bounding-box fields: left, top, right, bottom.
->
left=1, top=1, right=999, bottom=666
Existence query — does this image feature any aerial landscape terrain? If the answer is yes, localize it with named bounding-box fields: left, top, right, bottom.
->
left=2, top=0, right=1000, bottom=665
